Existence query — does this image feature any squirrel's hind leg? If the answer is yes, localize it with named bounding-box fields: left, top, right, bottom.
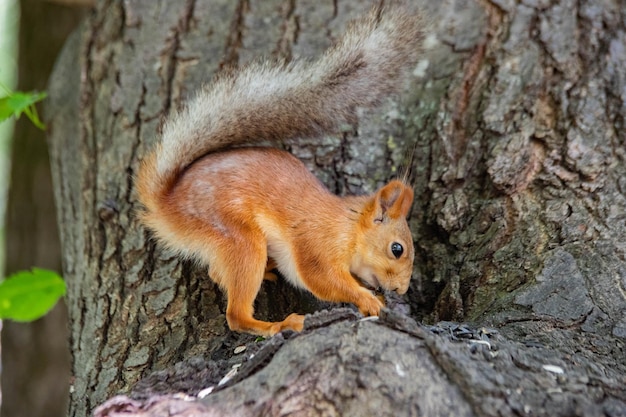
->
left=263, top=257, right=279, bottom=282
left=210, top=234, right=303, bottom=337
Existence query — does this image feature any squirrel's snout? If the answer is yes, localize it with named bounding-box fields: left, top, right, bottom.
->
left=395, top=278, right=411, bottom=295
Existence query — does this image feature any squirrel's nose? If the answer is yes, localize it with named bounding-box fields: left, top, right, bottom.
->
left=396, top=285, right=409, bottom=295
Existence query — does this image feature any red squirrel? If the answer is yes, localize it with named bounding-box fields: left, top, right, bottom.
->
left=136, top=2, right=424, bottom=337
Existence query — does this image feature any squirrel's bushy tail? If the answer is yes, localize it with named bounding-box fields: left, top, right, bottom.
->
left=136, top=2, right=424, bottom=214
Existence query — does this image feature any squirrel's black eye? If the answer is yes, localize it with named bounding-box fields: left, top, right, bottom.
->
left=391, top=242, right=403, bottom=259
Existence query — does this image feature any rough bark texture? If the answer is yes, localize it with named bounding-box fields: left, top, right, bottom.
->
left=94, top=309, right=626, bottom=417
left=46, top=0, right=626, bottom=416
left=1, top=2, right=86, bottom=417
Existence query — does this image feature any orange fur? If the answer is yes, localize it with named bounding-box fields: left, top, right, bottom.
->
left=135, top=2, right=423, bottom=337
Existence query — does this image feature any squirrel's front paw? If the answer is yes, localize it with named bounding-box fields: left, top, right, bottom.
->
left=356, top=292, right=384, bottom=317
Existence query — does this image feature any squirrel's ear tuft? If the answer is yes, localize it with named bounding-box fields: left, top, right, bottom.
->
left=375, top=180, right=414, bottom=220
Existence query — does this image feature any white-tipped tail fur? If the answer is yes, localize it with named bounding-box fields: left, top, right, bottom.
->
left=137, top=2, right=424, bottom=212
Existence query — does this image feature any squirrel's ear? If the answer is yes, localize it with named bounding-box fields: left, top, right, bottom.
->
left=367, top=180, right=414, bottom=222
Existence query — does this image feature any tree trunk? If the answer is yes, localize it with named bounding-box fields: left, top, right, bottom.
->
left=1, top=2, right=85, bottom=417
left=47, top=0, right=626, bottom=416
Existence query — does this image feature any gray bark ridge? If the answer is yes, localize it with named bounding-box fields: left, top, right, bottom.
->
left=94, top=309, right=626, bottom=417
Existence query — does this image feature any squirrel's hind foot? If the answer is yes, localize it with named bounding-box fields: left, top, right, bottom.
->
left=226, top=311, right=305, bottom=337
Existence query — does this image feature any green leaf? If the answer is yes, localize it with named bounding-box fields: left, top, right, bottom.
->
left=0, top=268, right=66, bottom=322
left=0, top=90, right=47, bottom=129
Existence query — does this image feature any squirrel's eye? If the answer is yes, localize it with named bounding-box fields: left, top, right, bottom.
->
left=391, top=242, right=403, bottom=259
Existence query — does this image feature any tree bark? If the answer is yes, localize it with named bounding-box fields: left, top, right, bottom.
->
left=46, top=0, right=626, bottom=416
left=1, top=2, right=86, bottom=417
left=94, top=309, right=626, bottom=417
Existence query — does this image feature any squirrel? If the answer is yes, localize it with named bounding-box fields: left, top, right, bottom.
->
left=135, top=2, right=424, bottom=337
